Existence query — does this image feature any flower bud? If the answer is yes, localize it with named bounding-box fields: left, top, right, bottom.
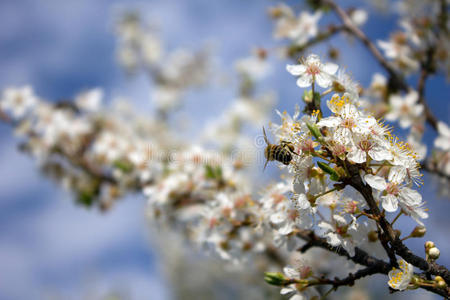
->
left=410, top=276, right=420, bottom=285
left=425, top=241, right=435, bottom=249
left=268, top=7, right=284, bottom=19
left=264, top=272, right=286, bottom=286
left=435, top=276, right=447, bottom=288
left=310, top=167, right=323, bottom=178
left=328, top=47, right=339, bottom=60
left=303, top=90, right=313, bottom=103
left=428, top=247, right=440, bottom=260
left=437, top=280, right=447, bottom=289
left=410, top=226, right=426, bottom=238
left=368, top=230, right=378, bottom=242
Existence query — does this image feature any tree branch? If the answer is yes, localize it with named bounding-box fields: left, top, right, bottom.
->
left=343, top=162, right=450, bottom=284
left=321, top=0, right=407, bottom=91
left=296, top=228, right=391, bottom=272
left=421, top=160, right=450, bottom=181
left=311, top=265, right=384, bottom=290
left=417, top=47, right=438, bottom=130
left=320, top=0, right=440, bottom=131
left=295, top=228, right=449, bottom=297
left=287, top=24, right=346, bottom=57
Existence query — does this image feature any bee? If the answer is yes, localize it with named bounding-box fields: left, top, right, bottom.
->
left=263, top=127, right=296, bottom=170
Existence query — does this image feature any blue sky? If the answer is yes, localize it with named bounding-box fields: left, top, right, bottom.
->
left=0, top=0, right=448, bottom=299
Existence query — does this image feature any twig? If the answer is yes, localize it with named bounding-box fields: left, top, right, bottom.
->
left=296, top=228, right=391, bottom=273
left=343, top=162, right=450, bottom=284
left=416, top=47, right=438, bottom=130
left=320, top=0, right=441, bottom=131
left=310, top=265, right=382, bottom=290
left=295, top=228, right=449, bottom=297
left=322, top=0, right=407, bottom=91
left=287, top=24, right=346, bottom=57
left=421, top=160, right=450, bottom=181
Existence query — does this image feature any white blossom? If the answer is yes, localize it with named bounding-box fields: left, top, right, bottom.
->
left=388, top=259, right=414, bottom=291
left=273, top=9, right=322, bottom=46
left=75, top=88, right=103, bottom=112
left=1, top=86, right=37, bottom=119
left=364, top=173, right=424, bottom=214
left=287, top=54, right=338, bottom=88
left=385, top=91, right=423, bottom=128
left=435, top=122, right=450, bottom=151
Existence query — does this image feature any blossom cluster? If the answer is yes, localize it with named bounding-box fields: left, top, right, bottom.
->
left=0, top=55, right=388, bottom=298
left=115, top=12, right=211, bottom=112
left=1, top=2, right=449, bottom=299
left=263, top=53, right=434, bottom=298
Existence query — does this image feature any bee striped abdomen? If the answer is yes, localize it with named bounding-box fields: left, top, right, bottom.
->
left=266, top=145, right=293, bottom=165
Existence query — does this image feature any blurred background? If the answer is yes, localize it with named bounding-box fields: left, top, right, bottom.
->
left=0, top=0, right=448, bottom=299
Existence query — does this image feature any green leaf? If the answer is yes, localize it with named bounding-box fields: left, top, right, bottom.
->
left=205, top=165, right=223, bottom=180
left=302, top=90, right=313, bottom=103
left=317, top=161, right=340, bottom=181
left=215, top=166, right=223, bottom=179
left=113, top=159, right=133, bottom=173
left=205, top=164, right=216, bottom=179
left=77, top=190, right=94, bottom=207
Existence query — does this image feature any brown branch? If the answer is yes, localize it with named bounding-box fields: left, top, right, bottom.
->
left=417, top=47, right=438, bottom=130
left=295, top=228, right=449, bottom=297
left=343, top=162, right=398, bottom=267
left=310, top=265, right=383, bottom=290
left=342, top=162, right=450, bottom=285
left=265, top=245, right=287, bottom=267
left=319, top=0, right=441, bottom=132
left=377, top=224, right=399, bottom=268
left=421, top=160, right=450, bottom=181
left=321, top=0, right=407, bottom=91
left=287, top=24, right=346, bottom=57
left=438, top=0, right=449, bottom=35
left=296, top=228, right=391, bottom=272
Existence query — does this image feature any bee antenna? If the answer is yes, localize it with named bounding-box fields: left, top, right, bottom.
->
left=262, top=126, right=269, bottom=144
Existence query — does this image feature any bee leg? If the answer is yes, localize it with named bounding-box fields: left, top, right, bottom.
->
left=263, top=158, right=269, bottom=171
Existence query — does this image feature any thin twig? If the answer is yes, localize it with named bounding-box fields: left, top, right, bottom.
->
left=287, top=24, right=346, bottom=57
left=421, top=160, right=450, bottom=181
left=416, top=47, right=438, bottom=130
left=343, top=162, right=450, bottom=284
left=321, top=0, right=441, bottom=131
left=295, top=228, right=449, bottom=297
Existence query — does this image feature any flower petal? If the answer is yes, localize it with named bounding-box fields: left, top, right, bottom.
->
left=382, top=194, right=398, bottom=212
left=348, top=148, right=366, bottom=163
left=323, top=62, right=338, bottom=75
left=364, top=174, right=387, bottom=190
left=315, top=73, right=332, bottom=88
left=317, top=116, right=341, bottom=128
left=286, top=64, right=306, bottom=76
left=296, top=75, right=313, bottom=88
